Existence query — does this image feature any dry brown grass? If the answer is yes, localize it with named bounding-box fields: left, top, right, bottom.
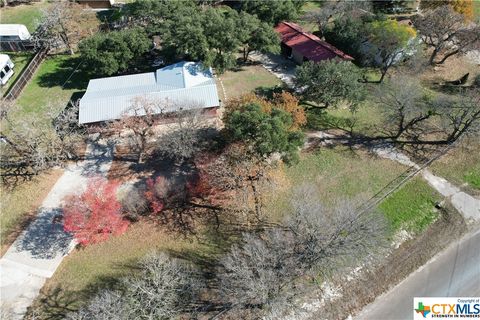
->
left=0, top=169, right=63, bottom=256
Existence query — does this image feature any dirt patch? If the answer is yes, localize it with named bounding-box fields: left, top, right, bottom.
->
left=318, top=204, right=466, bottom=320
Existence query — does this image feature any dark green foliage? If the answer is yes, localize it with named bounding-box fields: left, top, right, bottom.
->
left=294, top=60, right=366, bottom=110
left=323, top=16, right=366, bottom=61
left=78, top=28, right=151, bottom=76
left=225, top=104, right=304, bottom=163
left=239, top=0, right=301, bottom=25
left=371, top=0, right=416, bottom=14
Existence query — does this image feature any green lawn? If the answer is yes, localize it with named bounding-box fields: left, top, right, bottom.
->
left=15, top=54, right=89, bottom=115
left=264, top=147, right=407, bottom=222
left=379, top=177, right=441, bottom=234
left=0, top=1, right=51, bottom=32
left=0, top=52, right=33, bottom=97
left=219, top=64, right=282, bottom=100
left=430, top=139, right=480, bottom=192
left=474, top=0, right=480, bottom=19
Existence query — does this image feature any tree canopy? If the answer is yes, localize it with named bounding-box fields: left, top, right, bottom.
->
left=224, top=103, right=304, bottom=163
left=239, top=0, right=302, bottom=25
left=78, top=28, right=151, bottom=76
left=294, top=60, right=366, bottom=109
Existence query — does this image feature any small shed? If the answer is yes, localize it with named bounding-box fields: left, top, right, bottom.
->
left=0, top=54, right=15, bottom=86
left=0, top=24, right=32, bottom=52
left=275, top=21, right=353, bottom=64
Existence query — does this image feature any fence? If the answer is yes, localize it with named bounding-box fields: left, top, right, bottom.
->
left=2, top=48, right=48, bottom=101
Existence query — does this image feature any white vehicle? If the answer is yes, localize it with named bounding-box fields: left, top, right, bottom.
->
left=0, top=54, right=15, bottom=86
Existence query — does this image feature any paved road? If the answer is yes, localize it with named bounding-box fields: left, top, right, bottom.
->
left=355, top=228, right=480, bottom=320
left=0, top=139, right=113, bottom=319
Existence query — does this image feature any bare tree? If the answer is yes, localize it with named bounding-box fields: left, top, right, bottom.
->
left=413, top=5, right=480, bottom=65
left=110, top=97, right=165, bottom=163
left=67, top=290, right=128, bottom=320
left=436, top=88, right=480, bottom=142
left=156, top=109, right=212, bottom=163
left=1, top=101, right=85, bottom=183
left=32, top=0, right=99, bottom=53
left=122, top=252, right=202, bottom=319
left=287, top=184, right=388, bottom=276
left=219, top=230, right=298, bottom=311
left=374, top=75, right=435, bottom=140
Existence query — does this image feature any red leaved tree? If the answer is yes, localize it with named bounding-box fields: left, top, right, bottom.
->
left=63, top=178, right=129, bottom=246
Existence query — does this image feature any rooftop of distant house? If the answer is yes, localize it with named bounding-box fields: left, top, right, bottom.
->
left=275, top=21, right=354, bottom=62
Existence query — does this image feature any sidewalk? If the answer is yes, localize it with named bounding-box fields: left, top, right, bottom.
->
left=0, top=138, right=113, bottom=319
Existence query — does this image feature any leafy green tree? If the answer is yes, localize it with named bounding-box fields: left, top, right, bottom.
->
left=202, top=8, right=241, bottom=72
left=294, top=60, right=366, bottom=110
left=237, top=12, right=280, bottom=62
left=239, top=0, right=301, bottom=25
left=363, top=19, right=416, bottom=82
left=79, top=28, right=151, bottom=76
left=324, top=16, right=366, bottom=60
left=224, top=103, right=304, bottom=163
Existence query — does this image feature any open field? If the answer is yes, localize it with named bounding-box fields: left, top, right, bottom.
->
left=0, top=1, right=51, bottom=32
left=0, top=52, right=33, bottom=96
left=0, top=169, right=63, bottom=256
left=15, top=54, right=89, bottom=114
left=219, top=64, right=282, bottom=100
left=430, top=138, right=480, bottom=192
left=379, top=177, right=441, bottom=234
left=263, top=147, right=406, bottom=221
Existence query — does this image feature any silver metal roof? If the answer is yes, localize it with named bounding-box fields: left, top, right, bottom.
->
left=79, top=61, right=220, bottom=124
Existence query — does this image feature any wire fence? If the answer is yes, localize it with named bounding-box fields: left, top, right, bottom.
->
left=2, top=48, right=48, bottom=101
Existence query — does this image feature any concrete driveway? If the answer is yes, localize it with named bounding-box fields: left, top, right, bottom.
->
left=0, top=138, right=113, bottom=319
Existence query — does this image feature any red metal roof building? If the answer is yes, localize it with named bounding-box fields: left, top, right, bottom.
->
left=275, top=21, right=353, bottom=64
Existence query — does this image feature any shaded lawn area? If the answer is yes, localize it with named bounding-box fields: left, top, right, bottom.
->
left=263, top=147, right=406, bottom=222
left=0, top=1, right=51, bottom=32
left=0, top=169, right=63, bottom=256
left=31, top=220, right=233, bottom=316
left=475, top=0, right=480, bottom=19
left=430, top=138, right=480, bottom=192
left=379, top=177, right=441, bottom=235
left=15, top=54, right=89, bottom=115
left=0, top=52, right=33, bottom=97
left=219, top=64, right=282, bottom=100
left=306, top=102, right=385, bottom=136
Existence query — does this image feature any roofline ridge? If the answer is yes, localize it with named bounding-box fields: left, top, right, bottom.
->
left=280, top=21, right=353, bottom=60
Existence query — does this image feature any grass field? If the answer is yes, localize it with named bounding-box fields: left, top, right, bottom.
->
left=219, top=64, right=282, bottom=100
left=379, top=177, right=441, bottom=234
left=474, top=0, right=480, bottom=19
left=0, top=1, right=51, bottom=32
left=15, top=54, right=89, bottom=114
left=264, top=147, right=441, bottom=235
left=0, top=169, right=63, bottom=256
left=430, top=138, right=480, bottom=192
left=0, top=52, right=33, bottom=97
left=263, top=147, right=407, bottom=222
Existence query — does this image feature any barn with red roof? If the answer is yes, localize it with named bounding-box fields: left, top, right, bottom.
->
left=275, top=21, right=354, bottom=64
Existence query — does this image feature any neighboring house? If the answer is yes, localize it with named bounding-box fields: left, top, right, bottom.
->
left=79, top=61, right=221, bottom=125
left=0, top=24, right=32, bottom=52
left=275, top=21, right=353, bottom=64
left=76, top=0, right=114, bottom=9
left=0, top=54, right=14, bottom=86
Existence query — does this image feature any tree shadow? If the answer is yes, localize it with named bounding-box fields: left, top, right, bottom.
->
left=36, top=55, right=90, bottom=91
left=15, top=207, right=72, bottom=259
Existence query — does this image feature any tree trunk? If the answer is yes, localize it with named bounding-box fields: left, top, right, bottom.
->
left=250, top=180, right=262, bottom=219
left=429, top=46, right=441, bottom=65
left=437, top=49, right=460, bottom=65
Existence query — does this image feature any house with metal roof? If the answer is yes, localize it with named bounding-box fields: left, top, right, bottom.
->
left=275, top=21, right=354, bottom=64
left=79, top=61, right=220, bottom=124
